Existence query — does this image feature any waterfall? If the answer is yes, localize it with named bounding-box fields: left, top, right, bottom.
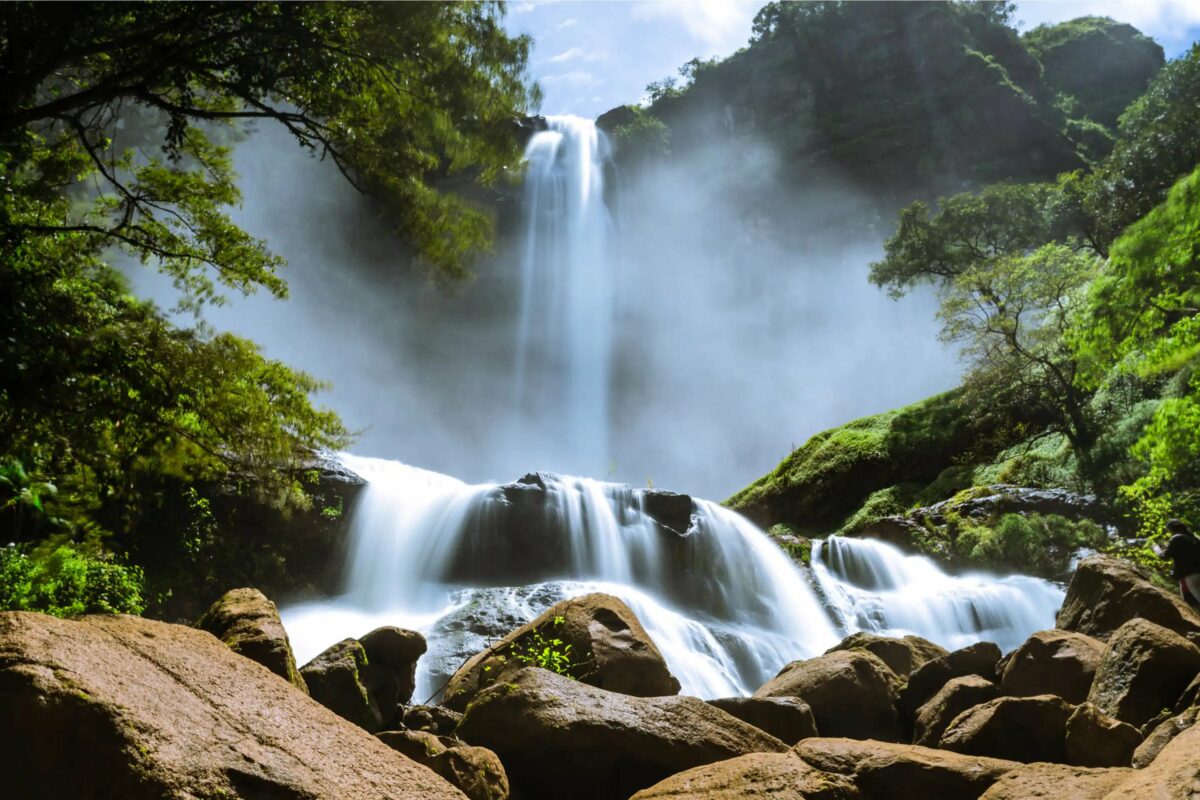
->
left=513, top=115, right=614, bottom=476
left=282, top=456, right=1065, bottom=702
left=810, top=535, right=1063, bottom=654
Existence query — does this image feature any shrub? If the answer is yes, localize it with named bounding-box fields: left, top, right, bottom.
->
left=0, top=544, right=145, bottom=617
left=954, top=513, right=1106, bottom=575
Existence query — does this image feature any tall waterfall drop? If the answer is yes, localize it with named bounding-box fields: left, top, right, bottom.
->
left=282, top=455, right=1065, bottom=702
left=514, top=115, right=615, bottom=476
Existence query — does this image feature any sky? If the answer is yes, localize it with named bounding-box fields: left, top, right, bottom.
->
left=504, top=0, right=1200, bottom=118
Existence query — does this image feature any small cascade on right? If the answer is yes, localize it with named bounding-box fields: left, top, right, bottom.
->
left=811, top=535, right=1064, bottom=654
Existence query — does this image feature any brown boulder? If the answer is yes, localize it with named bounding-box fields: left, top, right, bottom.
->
left=754, top=650, right=901, bottom=741
left=1065, top=702, right=1142, bottom=767
left=377, top=730, right=508, bottom=800
left=1056, top=554, right=1200, bottom=640
left=1105, top=720, right=1200, bottom=799
left=195, top=587, right=308, bottom=692
left=360, top=626, right=427, bottom=705
left=794, top=738, right=1018, bottom=800
left=301, top=638, right=401, bottom=732
left=456, top=667, right=786, bottom=800
left=898, top=641, right=1001, bottom=728
left=999, top=629, right=1104, bottom=704
left=978, top=764, right=1132, bottom=800
left=824, top=632, right=947, bottom=678
left=708, top=696, right=819, bottom=745
left=629, top=752, right=859, bottom=799
left=939, top=694, right=1073, bottom=763
left=0, top=611, right=466, bottom=799
left=912, top=674, right=999, bottom=747
left=1132, top=705, right=1198, bottom=768
left=442, top=593, right=679, bottom=711
left=1086, top=617, right=1200, bottom=728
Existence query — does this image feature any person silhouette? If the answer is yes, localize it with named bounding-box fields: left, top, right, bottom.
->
left=1163, top=519, right=1200, bottom=610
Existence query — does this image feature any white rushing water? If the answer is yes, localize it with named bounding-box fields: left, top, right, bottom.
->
left=513, top=115, right=614, bottom=476
left=283, top=455, right=1065, bottom=701
left=811, top=536, right=1064, bottom=654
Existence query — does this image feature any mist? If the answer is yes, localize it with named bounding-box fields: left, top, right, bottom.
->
left=124, top=121, right=961, bottom=501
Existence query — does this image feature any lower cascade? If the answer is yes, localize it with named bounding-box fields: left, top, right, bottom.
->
left=282, top=454, right=1065, bottom=700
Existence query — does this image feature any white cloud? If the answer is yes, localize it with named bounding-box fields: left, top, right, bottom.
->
left=557, top=18, right=579, bottom=30
left=549, top=46, right=585, bottom=63
left=512, top=2, right=536, bottom=13
left=631, top=0, right=760, bottom=54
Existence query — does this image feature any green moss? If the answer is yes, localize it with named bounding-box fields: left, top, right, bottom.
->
left=953, top=512, right=1106, bottom=575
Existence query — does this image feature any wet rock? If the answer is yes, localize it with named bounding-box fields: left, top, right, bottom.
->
left=977, top=763, right=1132, bottom=800
left=443, top=592, right=679, bottom=712
left=377, top=729, right=508, bottom=800
left=939, top=694, right=1073, bottom=763
left=629, top=752, right=859, bottom=799
left=1065, top=702, right=1142, bottom=767
left=1086, top=617, right=1200, bottom=728
left=707, top=696, right=819, bottom=745
left=195, top=587, right=307, bottom=692
left=0, top=611, right=466, bottom=799
left=360, top=626, right=426, bottom=705
left=643, top=490, right=698, bottom=537
left=898, top=641, right=1002, bottom=728
left=794, top=738, right=1018, bottom=800
left=1056, top=554, right=1200, bottom=640
left=456, top=667, right=785, bottom=800
left=1132, top=706, right=1198, bottom=768
left=755, top=650, right=901, bottom=741
left=999, top=629, right=1104, bottom=704
left=301, top=638, right=398, bottom=732
left=913, top=674, right=999, bottom=747
left=825, top=632, right=947, bottom=678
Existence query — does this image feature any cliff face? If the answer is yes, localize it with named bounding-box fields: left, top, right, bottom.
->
left=600, top=5, right=1162, bottom=199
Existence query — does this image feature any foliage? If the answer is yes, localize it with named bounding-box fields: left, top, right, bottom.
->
left=727, top=390, right=1023, bottom=529
left=482, top=616, right=591, bottom=682
left=1023, top=16, right=1163, bottom=128
left=953, top=512, right=1106, bottom=575
left=1085, top=44, right=1200, bottom=249
left=0, top=2, right=539, bottom=285
left=0, top=543, right=145, bottom=617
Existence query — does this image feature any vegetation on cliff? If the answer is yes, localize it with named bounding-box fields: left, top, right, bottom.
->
left=732, top=43, right=1200, bottom=580
left=0, top=2, right=537, bottom=615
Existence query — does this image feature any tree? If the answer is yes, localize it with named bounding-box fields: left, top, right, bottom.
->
left=1086, top=43, right=1200, bottom=249
left=1, top=2, right=539, bottom=291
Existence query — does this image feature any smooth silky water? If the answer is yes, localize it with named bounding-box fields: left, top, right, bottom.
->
left=283, top=455, right=1064, bottom=701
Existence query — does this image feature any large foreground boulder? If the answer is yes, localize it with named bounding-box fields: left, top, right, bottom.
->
left=0, top=611, right=466, bottom=799
left=195, top=587, right=308, bottom=692
left=754, top=650, right=901, bottom=741
left=443, top=593, right=679, bottom=711
left=377, top=730, right=508, bottom=800
left=824, top=632, right=947, bottom=678
left=1064, top=703, right=1142, bottom=768
left=1132, top=706, right=1198, bottom=768
left=939, top=694, right=1073, bottom=763
left=999, top=629, right=1104, bottom=704
left=912, top=674, right=999, bottom=747
left=707, top=696, right=819, bottom=745
left=456, top=667, right=786, bottom=800
left=1107, top=720, right=1200, bottom=798
left=978, top=764, right=1133, bottom=800
left=898, top=641, right=1001, bottom=727
left=794, top=738, right=1018, bottom=800
left=1086, top=617, right=1200, bottom=729
left=629, top=752, right=860, bottom=799
left=1056, top=554, right=1200, bottom=640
